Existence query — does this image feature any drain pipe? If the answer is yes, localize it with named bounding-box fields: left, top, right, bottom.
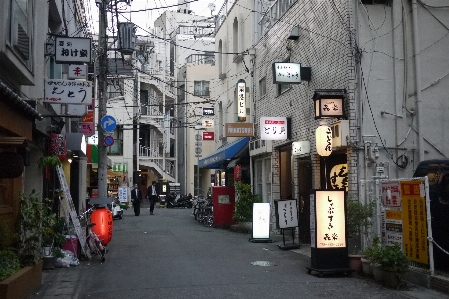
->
left=411, top=0, right=424, bottom=162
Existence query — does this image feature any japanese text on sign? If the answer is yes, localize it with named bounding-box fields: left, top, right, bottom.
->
left=55, top=37, right=91, bottom=63
left=260, top=117, right=288, bottom=140
left=382, top=181, right=401, bottom=208
left=237, top=80, right=246, bottom=121
left=401, top=180, right=428, bottom=265
left=44, top=79, right=93, bottom=105
left=276, top=199, right=298, bottom=229
left=316, top=190, right=346, bottom=248
left=272, top=62, right=301, bottom=84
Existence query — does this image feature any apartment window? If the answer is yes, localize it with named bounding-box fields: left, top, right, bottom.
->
left=194, top=81, right=210, bottom=97
left=361, top=0, right=391, bottom=5
left=259, top=77, right=266, bottom=98
left=10, top=0, right=32, bottom=61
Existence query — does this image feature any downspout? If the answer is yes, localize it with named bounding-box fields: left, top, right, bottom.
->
left=411, top=0, right=424, bottom=162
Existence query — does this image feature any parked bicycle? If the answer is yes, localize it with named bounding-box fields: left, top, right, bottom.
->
left=78, top=206, right=106, bottom=262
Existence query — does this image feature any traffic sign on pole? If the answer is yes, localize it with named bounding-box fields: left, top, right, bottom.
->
left=104, top=136, right=115, bottom=147
left=101, top=115, right=117, bottom=132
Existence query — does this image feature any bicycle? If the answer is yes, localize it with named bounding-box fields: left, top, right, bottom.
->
left=203, top=202, right=214, bottom=227
left=78, top=206, right=106, bottom=262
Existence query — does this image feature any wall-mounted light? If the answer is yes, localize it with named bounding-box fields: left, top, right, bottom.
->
left=313, top=89, right=346, bottom=119
left=316, top=126, right=332, bottom=156
left=287, top=26, right=300, bottom=40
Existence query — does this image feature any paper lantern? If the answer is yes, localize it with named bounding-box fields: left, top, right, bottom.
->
left=91, top=208, right=114, bottom=245
left=316, top=126, right=332, bottom=156
left=234, top=165, right=242, bottom=181
left=330, top=163, right=348, bottom=191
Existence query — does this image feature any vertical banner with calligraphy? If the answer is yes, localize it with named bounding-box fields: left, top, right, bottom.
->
left=275, top=199, right=299, bottom=229
left=315, top=190, right=346, bottom=248
left=401, top=180, right=429, bottom=265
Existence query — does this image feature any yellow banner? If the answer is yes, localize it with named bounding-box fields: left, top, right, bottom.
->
left=401, top=181, right=428, bottom=265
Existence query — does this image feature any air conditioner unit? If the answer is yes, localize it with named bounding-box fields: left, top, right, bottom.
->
left=330, top=120, right=349, bottom=148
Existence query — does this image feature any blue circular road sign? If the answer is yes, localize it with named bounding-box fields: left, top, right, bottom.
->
left=104, top=136, right=115, bottom=147
left=101, top=115, right=117, bottom=132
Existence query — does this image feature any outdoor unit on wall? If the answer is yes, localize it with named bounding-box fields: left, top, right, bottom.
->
left=330, top=120, right=349, bottom=148
left=118, top=22, right=136, bottom=55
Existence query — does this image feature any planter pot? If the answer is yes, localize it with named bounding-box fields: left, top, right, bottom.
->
left=361, top=258, right=372, bottom=277
left=0, top=261, right=43, bottom=299
left=372, top=263, right=384, bottom=282
left=383, top=266, right=408, bottom=289
left=348, top=255, right=363, bottom=273
left=42, top=256, right=56, bottom=270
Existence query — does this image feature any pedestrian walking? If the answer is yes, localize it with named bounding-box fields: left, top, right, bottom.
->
left=131, top=183, right=142, bottom=216
left=147, top=181, right=158, bottom=215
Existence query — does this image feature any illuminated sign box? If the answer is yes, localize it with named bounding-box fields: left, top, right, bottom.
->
left=251, top=203, right=271, bottom=242
left=309, top=190, right=349, bottom=272
left=260, top=117, right=290, bottom=140
left=272, top=62, right=301, bottom=84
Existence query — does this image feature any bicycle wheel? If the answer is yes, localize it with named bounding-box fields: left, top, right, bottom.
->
left=86, top=236, right=100, bottom=259
left=203, top=209, right=213, bottom=227
left=197, top=210, right=204, bottom=223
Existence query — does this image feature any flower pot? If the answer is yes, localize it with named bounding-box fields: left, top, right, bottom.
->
left=348, top=254, right=363, bottom=273
left=361, top=258, right=372, bottom=277
left=372, top=263, right=384, bottom=282
left=383, top=266, right=408, bottom=289
left=0, top=261, right=43, bottom=299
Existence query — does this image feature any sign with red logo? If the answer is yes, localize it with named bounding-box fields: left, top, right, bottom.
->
left=49, top=133, right=66, bottom=161
left=203, top=132, right=214, bottom=140
left=81, top=110, right=95, bottom=136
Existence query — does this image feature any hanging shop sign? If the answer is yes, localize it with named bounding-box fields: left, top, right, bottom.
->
left=202, top=119, right=214, bottom=128
left=316, top=126, right=332, bottom=156
left=329, top=163, right=348, bottom=191
left=313, top=89, right=345, bottom=119
left=225, top=123, right=254, bottom=137
left=203, top=131, right=214, bottom=140
left=237, top=79, right=246, bottom=121
left=203, top=107, right=214, bottom=116
left=49, top=133, right=66, bottom=161
left=401, top=180, right=429, bottom=264
left=272, top=62, right=301, bottom=84
left=68, top=64, right=88, bottom=80
left=118, top=187, right=128, bottom=203
left=44, top=79, right=93, bottom=105
left=55, top=36, right=92, bottom=64
left=292, top=140, right=310, bottom=156
left=260, top=117, right=288, bottom=140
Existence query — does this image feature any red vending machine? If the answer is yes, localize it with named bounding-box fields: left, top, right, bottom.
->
left=212, top=186, right=236, bottom=227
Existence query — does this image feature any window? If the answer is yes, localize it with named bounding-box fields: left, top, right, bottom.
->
left=194, top=81, right=210, bottom=97
left=233, top=18, right=239, bottom=53
left=259, top=77, right=266, bottom=98
left=361, top=0, right=391, bottom=5
left=10, top=0, right=32, bottom=61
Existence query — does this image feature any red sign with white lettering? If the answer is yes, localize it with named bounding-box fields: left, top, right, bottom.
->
left=203, top=132, right=214, bottom=140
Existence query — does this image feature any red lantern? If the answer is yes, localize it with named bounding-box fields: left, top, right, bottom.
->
left=49, top=133, right=66, bottom=161
left=90, top=208, right=114, bottom=245
left=234, top=165, right=242, bottom=181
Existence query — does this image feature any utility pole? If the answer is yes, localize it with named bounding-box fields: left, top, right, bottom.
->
left=97, top=0, right=109, bottom=199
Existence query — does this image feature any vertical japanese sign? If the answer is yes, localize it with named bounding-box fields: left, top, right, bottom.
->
left=118, top=187, right=128, bottom=203
left=275, top=199, right=299, bottom=229
left=81, top=109, right=95, bottom=136
left=237, top=79, right=246, bottom=121
left=315, top=190, right=346, bottom=248
left=49, top=133, right=66, bottom=161
left=401, top=180, right=429, bottom=265
left=382, top=181, right=401, bottom=208
left=384, top=210, right=403, bottom=247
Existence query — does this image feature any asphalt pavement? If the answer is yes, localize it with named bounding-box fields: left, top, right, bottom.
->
left=27, top=202, right=449, bottom=299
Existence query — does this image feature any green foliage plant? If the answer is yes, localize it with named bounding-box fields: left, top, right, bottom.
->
left=346, top=199, right=375, bottom=238
left=232, top=181, right=261, bottom=222
left=0, top=250, right=21, bottom=281
left=363, top=235, right=382, bottom=262
left=379, top=244, right=409, bottom=271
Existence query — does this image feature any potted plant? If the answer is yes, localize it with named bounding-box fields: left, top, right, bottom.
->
left=378, top=244, right=409, bottom=289
left=361, top=235, right=381, bottom=277
left=233, top=181, right=261, bottom=232
left=346, top=199, right=374, bottom=273
left=41, top=198, right=66, bottom=269
left=1, top=190, right=44, bottom=299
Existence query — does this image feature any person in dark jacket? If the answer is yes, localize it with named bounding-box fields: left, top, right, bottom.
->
left=131, top=183, right=142, bottom=216
left=147, top=181, right=158, bottom=215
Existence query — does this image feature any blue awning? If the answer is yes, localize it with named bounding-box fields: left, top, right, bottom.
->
left=199, top=137, right=249, bottom=169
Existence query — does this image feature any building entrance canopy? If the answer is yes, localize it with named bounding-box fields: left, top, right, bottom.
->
left=199, top=137, right=249, bottom=169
